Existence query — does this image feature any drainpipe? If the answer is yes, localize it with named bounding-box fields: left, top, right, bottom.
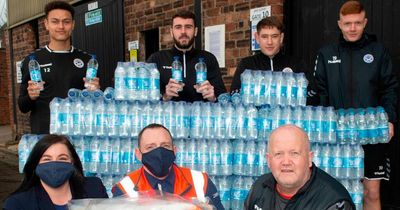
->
left=8, top=28, right=18, bottom=141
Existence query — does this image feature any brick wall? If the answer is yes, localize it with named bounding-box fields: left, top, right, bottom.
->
left=124, top=0, right=284, bottom=92
left=0, top=48, right=10, bottom=125
left=9, top=23, right=38, bottom=136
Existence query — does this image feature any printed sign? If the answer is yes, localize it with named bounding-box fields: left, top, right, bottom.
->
left=85, top=9, right=102, bottom=26
left=250, top=6, right=271, bottom=51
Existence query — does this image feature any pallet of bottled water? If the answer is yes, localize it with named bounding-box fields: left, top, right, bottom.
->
left=240, top=69, right=308, bottom=106
left=114, top=61, right=161, bottom=101
left=337, top=107, right=390, bottom=144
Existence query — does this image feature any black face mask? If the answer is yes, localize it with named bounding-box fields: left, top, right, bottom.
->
left=35, top=161, right=75, bottom=188
left=141, top=147, right=176, bottom=177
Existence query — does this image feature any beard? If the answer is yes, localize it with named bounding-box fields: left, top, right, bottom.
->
left=173, top=34, right=195, bottom=49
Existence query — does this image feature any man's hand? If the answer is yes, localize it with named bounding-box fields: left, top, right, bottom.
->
left=389, top=122, right=394, bottom=141
left=83, top=77, right=101, bottom=91
left=27, top=80, right=44, bottom=100
left=194, top=80, right=216, bottom=102
left=163, top=79, right=184, bottom=101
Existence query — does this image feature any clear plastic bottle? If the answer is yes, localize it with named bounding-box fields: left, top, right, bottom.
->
left=28, top=55, right=44, bottom=91
left=172, top=56, right=183, bottom=84
left=355, top=108, right=368, bottom=144
left=195, top=57, right=207, bottom=85
left=376, top=106, right=389, bottom=143
left=209, top=140, right=220, bottom=175
left=114, top=62, right=126, bottom=100
left=240, top=70, right=253, bottom=105
left=137, top=62, right=149, bottom=100
left=220, top=140, right=233, bottom=175
left=148, top=63, right=160, bottom=101
left=119, top=137, right=132, bottom=174
left=127, top=62, right=137, bottom=100
left=85, top=55, right=99, bottom=89
left=233, top=140, right=247, bottom=175
left=49, top=97, right=62, bottom=134
left=111, top=137, right=121, bottom=175
left=296, top=72, right=308, bottom=106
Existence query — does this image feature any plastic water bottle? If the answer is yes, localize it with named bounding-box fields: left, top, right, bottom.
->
left=119, top=137, right=132, bottom=174
left=347, top=109, right=358, bottom=144
left=247, top=105, right=258, bottom=140
left=246, top=140, right=259, bottom=175
left=218, top=176, right=232, bottom=210
left=233, top=140, right=247, bottom=175
left=49, top=97, right=62, bottom=134
left=18, top=135, right=29, bottom=173
left=231, top=176, right=245, bottom=210
left=110, top=137, right=121, bottom=175
left=81, top=98, right=95, bottom=136
left=236, top=104, right=247, bottom=139
left=172, top=56, right=183, bottom=84
left=217, top=93, right=231, bottom=105
left=280, top=72, right=289, bottom=105
left=137, top=62, right=149, bottom=100
left=198, top=139, right=210, bottom=172
left=148, top=63, right=160, bottom=101
left=240, top=70, right=253, bottom=104
left=365, top=107, right=378, bottom=144
left=202, top=103, right=213, bottom=139
left=296, top=72, right=308, bottom=106
left=216, top=103, right=227, bottom=139
left=312, top=143, right=322, bottom=168
left=60, top=98, right=73, bottom=135
left=354, top=145, right=364, bottom=179
left=127, top=62, right=137, bottom=100
left=257, top=141, right=269, bottom=175
left=231, top=91, right=242, bottom=105
left=94, top=100, right=107, bottom=136
left=336, top=109, right=347, bottom=143
left=129, top=101, right=141, bottom=137
left=89, top=136, right=100, bottom=173
left=332, top=144, right=344, bottom=178
left=220, top=140, right=233, bottom=175
left=163, top=101, right=174, bottom=135
left=225, top=103, right=237, bottom=139
left=190, top=102, right=202, bottom=139
left=264, top=71, right=273, bottom=105
left=174, top=139, right=185, bottom=167
left=195, top=57, right=207, bottom=85
left=107, top=101, right=118, bottom=137
left=376, top=106, right=389, bottom=143
left=253, top=71, right=265, bottom=106
left=71, top=98, right=83, bottom=136
left=258, top=106, right=270, bottom=140
left=85, top=55, right=98, bottom=89
left=352, top=180, right=364, bottom=210
left=209, top=140, right=220, bottom=175
left=186, top=139, right=198, bottom=170
left=114, top=62, right=126, bottom=100
left=342, top=144, right=352, bottom=179
left=28, top=55, right=44, bottom=91
left=355, top=109, right=368, bottom=144
left=103, top=87, right=115, bottom=101
left=287, top=72, right=298, bottom=106
left=326, top=107, right=337, bottom=143
left=98, top=137, right=112, bottom=174
left=321, top=144, right=331, bottom=175
left=314, top=106, right=324, bottom=143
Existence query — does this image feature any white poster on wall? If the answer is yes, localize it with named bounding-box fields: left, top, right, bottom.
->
left=16, top=60, right=22, bottom=83
left=250, top=6, right=271, bottom=51
left=205, top=24, right=225, bottom=68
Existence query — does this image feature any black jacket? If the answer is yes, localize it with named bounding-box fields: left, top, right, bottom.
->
left=18, top=46, right=92, bottom=134
left=314, top=33, right=398, bottom=122
left=231, top=51, right=318, bottom=105
left=3, top=177, right=108, bottom=210
left=244, top=164, right=355, bottom=210
left=147, top=46, right=226, bottom=102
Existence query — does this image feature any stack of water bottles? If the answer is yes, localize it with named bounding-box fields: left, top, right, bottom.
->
left=336, top=107, right=390, bottom=144
left=18, top=134, right=42, bottom=173
left=114, top=61, right=160, bottom=101
left=240, top=70, right=308, bottom=106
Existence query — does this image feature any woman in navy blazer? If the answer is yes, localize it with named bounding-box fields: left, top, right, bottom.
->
left=3, top=135, right=108, bottom=210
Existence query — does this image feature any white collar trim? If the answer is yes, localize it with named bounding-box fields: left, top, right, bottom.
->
left=45, top=45, right=74, bottom=53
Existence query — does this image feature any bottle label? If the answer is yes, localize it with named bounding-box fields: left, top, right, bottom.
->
left=233, top=153, right=248, bottom=165
left=30, top=69, right=42, bottom=82
left=120, top=151, right=131, bottom=164
left=112, top=151, right=120, bottom=163
left=220, top=190, right=231, bottom=201
left=211, top=153, right=222, bottom=164
left=90, top=151, right=100, bottom=162
left=150, top=78, right=160, bottom=90
left=172, top=68, right=183, bottom=82
left=291, top=86, right=298, bottom=98
left=115, top=76, right=123, bottom=89
left=232, top=189, right=249, bottom=200
left=332, top=157, right=343, bottom=168
left=221, top=153, right=234, bottom=165
left=196, top=71, right=206, bottom=84
left=86, top=67, right=97, bottom=80
left=100, top=151, right=111, bottom=163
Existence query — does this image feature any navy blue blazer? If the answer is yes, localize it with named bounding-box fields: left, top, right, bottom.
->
left=3, top=177, right=108, bottom=210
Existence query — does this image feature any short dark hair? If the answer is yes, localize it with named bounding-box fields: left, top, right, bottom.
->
left=340, top=0, right=365, bottom=16
left=45, top=0, right=75, bottom=19
left=256, top=16, right=284, bottom=33
left=138, top=124, right=173, bottom=147
left=172, top=10, right=196, bottom=27
left=9, top=135, right=85, bottom=197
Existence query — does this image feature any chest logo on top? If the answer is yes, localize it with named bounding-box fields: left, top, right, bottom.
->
left=363, top=54, right=374, bottom=64
left=328, top=56, right=341, bottom=64
left=162, top=66, right=172, bottom=70
left=73, top=58, right=84, bottom=68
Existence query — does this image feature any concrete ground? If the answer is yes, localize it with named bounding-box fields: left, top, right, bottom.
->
left=0, top=125, right=23, bottom=209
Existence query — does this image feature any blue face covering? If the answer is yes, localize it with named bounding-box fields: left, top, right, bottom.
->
left=35, top=161, right=75, bottom=188
left=141, top=147, right=176, bottom=177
